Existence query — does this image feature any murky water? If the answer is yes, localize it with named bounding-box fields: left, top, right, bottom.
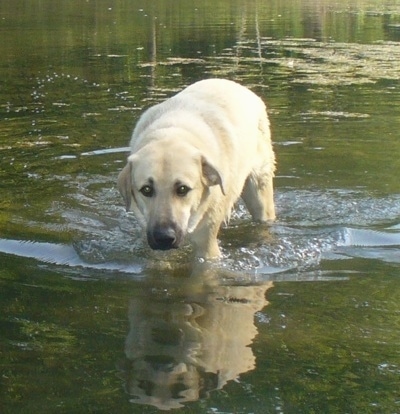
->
left=1, top=0, right=400, bottom=412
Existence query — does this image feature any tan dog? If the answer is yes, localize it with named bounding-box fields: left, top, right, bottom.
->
left=117, top=79, right=275, bottom=259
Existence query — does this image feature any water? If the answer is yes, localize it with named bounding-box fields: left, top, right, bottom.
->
left=1, top=0, right=400, bottom=412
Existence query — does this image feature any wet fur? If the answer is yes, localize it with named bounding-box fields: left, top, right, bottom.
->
left=117, top=79, right=275, bottom=259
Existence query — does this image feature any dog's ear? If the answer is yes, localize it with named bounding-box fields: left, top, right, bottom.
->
left=201, top=156, right=225, bottom=195
left=117, top=161, right=133, bottom=211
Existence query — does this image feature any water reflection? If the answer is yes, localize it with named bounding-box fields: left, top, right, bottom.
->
left=119, top=272, right=272, bottom=410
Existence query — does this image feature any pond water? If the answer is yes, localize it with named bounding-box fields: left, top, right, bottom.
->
left=1, top=0, right=400, bottom=412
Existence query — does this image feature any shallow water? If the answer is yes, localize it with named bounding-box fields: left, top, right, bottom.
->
left=1, top=0, right=400, bottom=413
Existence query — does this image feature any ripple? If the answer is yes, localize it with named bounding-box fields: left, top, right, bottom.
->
left=5, top=169, right=399, bottom=278
left=80, top=147, right=130, bottom=156
left=0, top=238, right=142, bottom=274
left=339, top=228, right=400, bottom=247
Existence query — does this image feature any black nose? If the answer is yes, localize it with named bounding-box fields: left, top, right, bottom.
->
left=148, top=226, right=178, bottom=250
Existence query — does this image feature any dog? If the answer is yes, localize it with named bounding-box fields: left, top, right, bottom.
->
left=117, top=79, right=275, bottom=259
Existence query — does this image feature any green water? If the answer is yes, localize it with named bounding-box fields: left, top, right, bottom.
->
left=1, top=0, right=400, bottom=412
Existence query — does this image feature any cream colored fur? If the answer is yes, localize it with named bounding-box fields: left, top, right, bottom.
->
left=117, top=79, right=275, bottom=259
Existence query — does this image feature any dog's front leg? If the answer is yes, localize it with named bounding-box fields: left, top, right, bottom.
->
left=189, top=224, right=221, bottom=260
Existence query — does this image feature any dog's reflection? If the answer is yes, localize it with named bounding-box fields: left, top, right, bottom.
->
left=119, top=277, right=273, bottom=410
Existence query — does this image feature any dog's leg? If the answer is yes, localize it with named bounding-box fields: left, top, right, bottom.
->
left=189, top=223, right=221, bottom=259
left=242, top=174, right=275, bottom=222
left=242, top=112, right=276, bottom=222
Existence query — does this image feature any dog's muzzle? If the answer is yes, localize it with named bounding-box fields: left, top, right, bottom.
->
left=147, top=224, right=182, bottom=251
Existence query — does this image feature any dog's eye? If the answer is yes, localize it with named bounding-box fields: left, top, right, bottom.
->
left=139, top=185, right=154, bottom=197
left=176, top=185, right=191, bottom=197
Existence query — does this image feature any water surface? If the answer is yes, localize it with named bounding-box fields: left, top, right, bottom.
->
left=1, top=0, right=400, bottom=413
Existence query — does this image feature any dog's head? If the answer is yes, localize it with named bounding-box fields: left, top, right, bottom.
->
left=117, top=139, right=225, bottom=251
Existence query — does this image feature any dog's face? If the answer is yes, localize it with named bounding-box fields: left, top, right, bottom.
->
left=118, top=140, right=225, bottom=251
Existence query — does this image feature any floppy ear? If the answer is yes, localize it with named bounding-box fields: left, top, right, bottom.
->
left=117, top=162, right=133, bottom=211
left=201, top=156, right=226, bottom=195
